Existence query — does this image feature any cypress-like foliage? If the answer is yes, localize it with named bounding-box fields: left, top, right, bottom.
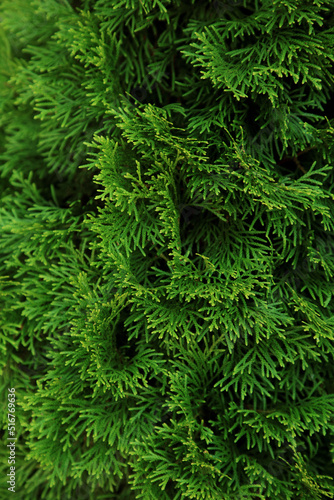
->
left=1, top=0, right=334, bottom=498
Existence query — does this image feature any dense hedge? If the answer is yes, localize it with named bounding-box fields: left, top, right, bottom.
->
left=1, top=1, right=334, bottom=498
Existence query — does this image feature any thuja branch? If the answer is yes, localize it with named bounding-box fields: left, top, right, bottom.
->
left=244, top=405, right=275, bottom=414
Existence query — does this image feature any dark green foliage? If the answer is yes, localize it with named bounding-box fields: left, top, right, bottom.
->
left=1, top=0, right=334, bottom=498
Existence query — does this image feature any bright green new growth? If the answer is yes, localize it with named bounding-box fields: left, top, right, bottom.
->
left=1, top=0, right=334, bottom=498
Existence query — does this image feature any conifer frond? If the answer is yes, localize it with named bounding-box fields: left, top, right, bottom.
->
left=1, top=0, right=334, bottom=498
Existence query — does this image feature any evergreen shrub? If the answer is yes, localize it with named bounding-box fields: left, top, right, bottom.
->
left=1, top=0, right=334, bottom=498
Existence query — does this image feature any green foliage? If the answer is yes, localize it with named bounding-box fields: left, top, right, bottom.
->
left=1, top=0, right=334, bottom=498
